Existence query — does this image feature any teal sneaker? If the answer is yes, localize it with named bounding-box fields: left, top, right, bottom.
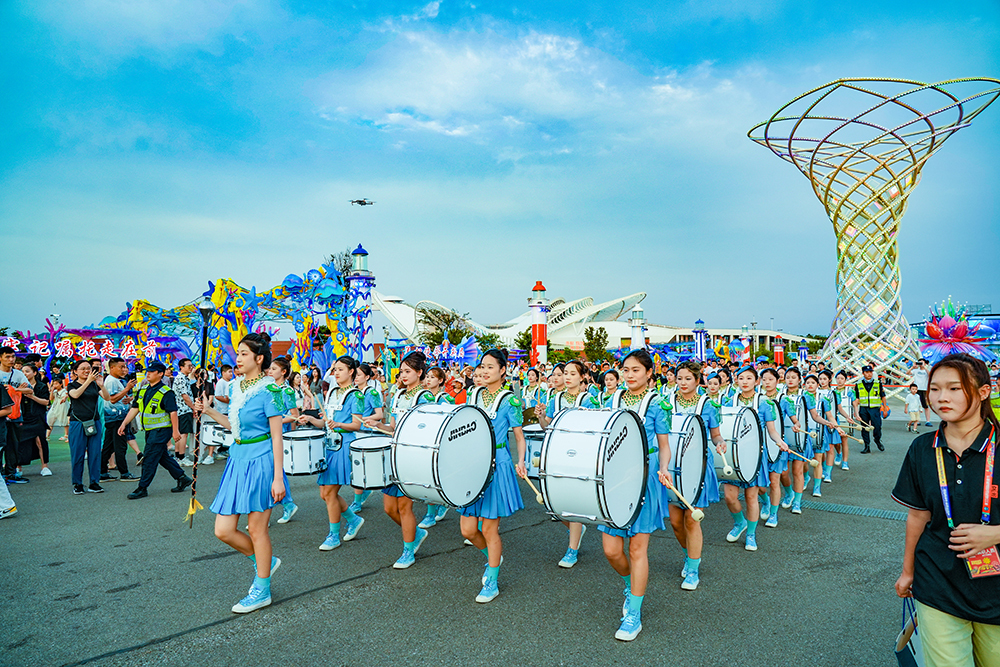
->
left=681, top=571, right=700, bottom=591
left=834, top=452, right=843, bottom=466
left=726, top=520, right=748, bottom=543
left=475, top=578, right=499, bottom=603
left=231, top=586, right=271, bottom=614
left=435, top=506, right=449, bottom=521
left=615, top=610, right=642, bottom=641
left=276, top=502, right=298, bottom=524
left=344, top=515, right=365, bottom=542
left=765, top=512, right=778, bottom=528
left=319, top=532, right=341, bottom=551
left=418, top=511, right=437, bottom=529
left=745, top=534, right=758, bottom=551
left=393, top=549, right=416, bottom=569
left=413, top=527, right=429, bottom=555
left=558, top=548, right=579, bottom=568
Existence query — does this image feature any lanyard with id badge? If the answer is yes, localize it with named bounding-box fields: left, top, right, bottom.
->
left=935, top=425, right=1000, bottom=579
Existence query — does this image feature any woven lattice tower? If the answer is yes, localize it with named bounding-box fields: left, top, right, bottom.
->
left=749, top=78, right=1000, bottom=383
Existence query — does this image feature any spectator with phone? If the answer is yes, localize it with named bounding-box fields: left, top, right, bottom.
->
left=67, top=359, right=112, bottom=494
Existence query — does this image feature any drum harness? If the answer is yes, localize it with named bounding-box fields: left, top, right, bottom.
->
left=480, top=388, right=514, bottom=449
left=610, top=389, right=657, bottom=453
left=323, top=385, right=362, bottom=450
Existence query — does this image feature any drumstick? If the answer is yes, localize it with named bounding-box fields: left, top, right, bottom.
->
left=659, top=478, right=705, bottom=522
left=719, top=442, right=734, bottom=477
left=842, top=432, right=864, bottom=444
left=515, top=467, right=544, bottom=504
left=785, top=448, right=820, bottom=468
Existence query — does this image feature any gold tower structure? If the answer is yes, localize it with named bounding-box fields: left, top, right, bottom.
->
left=749, top=78, right=1000, bottom=383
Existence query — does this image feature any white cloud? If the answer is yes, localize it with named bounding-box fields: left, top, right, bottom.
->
left=401, top=1, right=441, bottom=22
left=309, top=28, right=771, bottom=163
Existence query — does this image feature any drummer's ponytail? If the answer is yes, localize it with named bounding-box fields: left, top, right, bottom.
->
left=335, top=355, right=359, bottom=379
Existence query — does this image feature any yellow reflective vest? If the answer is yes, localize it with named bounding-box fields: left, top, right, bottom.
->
left=136, top=385, right=172, bottom=430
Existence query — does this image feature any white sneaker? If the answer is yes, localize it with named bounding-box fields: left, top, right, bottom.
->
left=201, top=456, right=215, bottom=465
left=180, top=457, right=195, bottom=467
left=40, top=467, right=53, bottom=477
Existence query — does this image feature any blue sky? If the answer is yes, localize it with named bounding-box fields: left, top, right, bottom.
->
left=2, top=0, right=998, bottom=338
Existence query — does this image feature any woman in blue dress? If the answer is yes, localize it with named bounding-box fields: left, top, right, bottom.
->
left=268, top=357, right=300, bottom=525
left=197, top=333, right=285, bottom=614
left=600, top=349, right=673, bottom=642
left=535, top=359, right=600, bottom=569
left=417, top=367, right=456, bottom=529
left=522, top=367, right=544, bottom=409
left=834, top=370, right=857, bottom=471
left=299, top=356, right=365, bottom=550
left=599, top=369, right=620, bottom=405
left=363, top=352, right=433, bottom=569
left=720, top=367, right=788, bottom=549
left=348, top=363, right=384, bottom=513
left=462, top=349, right=525, bottom=604
left=668, top=361, right=724, bottom=592
left=803, top=373, right=844, bottom=499
left=778, top=368, right=809, bottom=514
left=759, top=368, right=790, bottom=528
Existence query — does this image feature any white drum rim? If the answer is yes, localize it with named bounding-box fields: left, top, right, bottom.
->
left=731, top=407, right=763, bottom=484
left=391, top=403, right=496, bottom=508
left=351, top=434, right=393, bottom=451
left=670, top=414, right=707, bottom=504
left=794, top=397, right=811, bottom=452
left=538, top=408, right=648, bottom=530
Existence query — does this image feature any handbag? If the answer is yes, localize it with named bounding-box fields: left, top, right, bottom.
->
left=71, top=394, right=100, bottom=437
left=894, top=597, right=924, bottom=667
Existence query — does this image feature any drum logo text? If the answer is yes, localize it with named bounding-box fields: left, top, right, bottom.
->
left=448, top=421, right=477, bottom=441
left=606, top=426, right=628, bottom=462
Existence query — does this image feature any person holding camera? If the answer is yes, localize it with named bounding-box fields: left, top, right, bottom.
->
left=100, top=357, right=137, bottom=481
left=67, top=359, right=113, bottom=494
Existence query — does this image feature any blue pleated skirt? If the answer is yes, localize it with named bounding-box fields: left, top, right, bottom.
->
left=382, top=483, right=405, bottom=498
left=458, top=446, right=523, bottom=519
left=824, top=425, right=841, bottom=446
left=720, top=453, right=770, bottom=489
left=769, top=451, right=789, bottom=475
left=599, top=455, right=670, bottom=538
left=211, top=440, right=277, bottom=516
left=809, top=433, right=825, bottom=455
left=317, top=445, right=351, bottom=486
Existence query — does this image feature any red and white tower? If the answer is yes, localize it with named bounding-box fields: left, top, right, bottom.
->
left=528, top=281, right=550, bottom=366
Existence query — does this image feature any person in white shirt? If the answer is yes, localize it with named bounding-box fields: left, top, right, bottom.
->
left=904, top=383, right=923, bottom=433
left=910, top=359, right=932, bottom=426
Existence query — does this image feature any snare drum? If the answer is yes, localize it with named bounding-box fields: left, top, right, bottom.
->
left=391, top=404, right=496, bottom=507
left=351, top=434, right=394, bottom=489
left=200, top=419, right=223, bottom=448
left=521, top=425, right=545, bottom=479
left=717, top=407, right=764, bottom=485
left=668, top=414, right=708, bottom=506
left=283, top=428, right=328, bottom=475
left=539, top=408, right=647, bottom=529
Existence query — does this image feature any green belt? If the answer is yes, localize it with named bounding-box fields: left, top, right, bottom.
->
left=497, top=442, right=507, bottom=449
left=234, top=434, right=270, bottom=445
left=648, top=447, right=657, bottom=454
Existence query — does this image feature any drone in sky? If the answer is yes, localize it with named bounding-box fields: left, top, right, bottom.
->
left=349, top=199, right=375, bottom=206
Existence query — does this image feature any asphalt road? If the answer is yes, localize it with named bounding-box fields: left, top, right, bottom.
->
left=0, top=420, right=923, bottom=667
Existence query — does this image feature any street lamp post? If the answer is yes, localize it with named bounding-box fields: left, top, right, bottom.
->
left=189, top=297, right=216, bottom=528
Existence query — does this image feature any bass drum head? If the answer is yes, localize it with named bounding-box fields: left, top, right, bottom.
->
left=284, top=428, right=325, bottom=441
left=766, top=402, right=783, bottom=463
left=671, top=414, right=706, bottom=505
left=435, top=404, right=496, bottom=507
left=732, top=407, right=763, bottom=483
left=795, top=398, right=810, bottom=452
left=599, top=410, right=648, bottom=529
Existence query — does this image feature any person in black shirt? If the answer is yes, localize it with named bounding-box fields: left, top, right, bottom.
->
left=67, top=359, right=112, bottom=494
left=892, top=354, right=1000, bottom=665
left=17, top=364, right=50, bottom=475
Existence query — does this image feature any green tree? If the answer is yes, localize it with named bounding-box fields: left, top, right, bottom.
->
left=583, top=326, right=611, bottom=363
left=804, top=334, right=829, bottom=356
left=328, top=248, right=354, bottom=281
left=475, top=331, right=503, bottom=351
left=513, top=328, right=532, bottom=352
left=417, top=307, right=472, bottom=346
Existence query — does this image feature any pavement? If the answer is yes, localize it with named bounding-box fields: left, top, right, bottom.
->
left=0, top=420, right=928, bottom=667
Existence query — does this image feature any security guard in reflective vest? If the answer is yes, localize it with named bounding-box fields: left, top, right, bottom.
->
left=116, top=361, right=192, bottom=499
left=854, top=365, right=886, bottom=453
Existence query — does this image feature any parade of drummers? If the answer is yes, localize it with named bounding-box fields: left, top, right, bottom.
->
left=3, top=3, right=1000, bottom=666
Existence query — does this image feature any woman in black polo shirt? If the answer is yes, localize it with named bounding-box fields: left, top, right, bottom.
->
left=892, top=353, right=1000, bottom=667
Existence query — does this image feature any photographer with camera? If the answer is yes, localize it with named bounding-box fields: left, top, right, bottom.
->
left=100, top=357, right=138, bottom=482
